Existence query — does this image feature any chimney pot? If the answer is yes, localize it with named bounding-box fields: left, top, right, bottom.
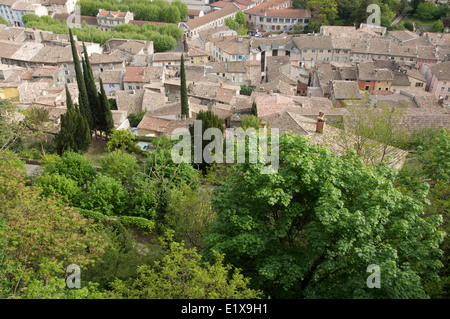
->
left=316, top=111, right=325, bottom=133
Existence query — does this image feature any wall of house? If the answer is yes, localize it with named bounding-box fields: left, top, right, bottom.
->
left=358, top=80, right=375, bottom=92
left=429, top=75, right=450, bottom=101
left=373, top=80, right=392, bottom=92
left=0, top=86, right=20, bottom=101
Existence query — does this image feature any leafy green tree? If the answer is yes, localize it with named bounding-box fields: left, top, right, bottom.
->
left=21, top=104, right=51, bottom=156
left=82, top=174, right=129, bottom=216
left=42, top=150, right=97, bottom=187
left=235, top=11, right=246, bottom=25
left=180, top=54, right=189, bottom=118
left=130, top=176, right=158, bottom=219
left=128, top=110, right=146, bottom=127
left=159, top=5, right=181, bottom=23
left=143, top=135, right=200, bottom=189
left=394, top=128, right=449, bottom=297
left=99, top=149, right=140, bottom=187
left=335, top=100, right=409, bottom=166
left=240, top=115, right=262, bottom=131
left=225, top=17, right=238, bottom=30
left=171, top=0, right=188, bottom=20
left=0, top=100, right=25, bottom=157
left=167, top=184, right=214, bottom=248
left=238, top=25, right=248, bottom=36
left=105, top=129, right=137, bottom=153
left=203, top=133, right=445, bottom=298
left=240, top=85, right=254, bottom=96
left=307, top=0, right=338, bottom=25
left=415, top=2, right=438, bottom=21
left=293, top=0, right=308, bottom=8
left=0, top=16, right=8, bottom=25
left=0, top=155, right=106, bottom=298
left=83, top=220, right=162, bottom=290
left=35, top=173, right=83, bottom=206
left=110, top=235, right=263, bottom=299
left=433, top=19, right=444, bottom=32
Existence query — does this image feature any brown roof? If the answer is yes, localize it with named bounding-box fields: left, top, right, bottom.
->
left=123, top=67, right=145, bottom=83
left=210, top=1, right=235, bottom=8
left=52, top=13, right=98, bottom=26
left=331, top=80, right=361, bottom=100
left=263, top=8, right=311, bottom=18
left=357, top=62, right=394, bottom=81
left=98, top=69, right=124, bottom=84
left=425, top=61, right=450, bottom=81
left=137, top=116, right=173, bottom=133
left=32, top=66, right=60, bottom=78
left=129, top=20, right=175, bottom=27
left=98, top=10, right=128, bottom=18
left=184, top=4, right=240, bottom=30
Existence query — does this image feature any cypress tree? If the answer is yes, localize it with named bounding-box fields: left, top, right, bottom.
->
left=180, top=54, right=189, bottom=118
left=65, top=85, right=73, bottom=110
left=55, top=108, right=91, bottom=155
left=82, top=43, right=101, bottom=137
left=69, top=28, right=92, bottom=131
left=98, top=78, right=114, bottom=138
left=251, top=101, right=258, bottom=117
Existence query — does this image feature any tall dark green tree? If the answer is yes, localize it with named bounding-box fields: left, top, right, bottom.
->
left=98, top=78, right=114, bottom=137
left=82, top=43, right=101, bottom=137
left=251, top=101, right=258, bottom=117
left=69, top=28, right=92, bottom=131
left=55, top=108, right=91, bottom=155
left=65, top=85, right=73, bottom=110
left=180, top=54, right=189, bottom=118
left=189, top=110, right=224, bottom=173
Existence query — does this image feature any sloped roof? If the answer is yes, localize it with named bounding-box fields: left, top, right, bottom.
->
left=183, top=4, right=240, bottom=30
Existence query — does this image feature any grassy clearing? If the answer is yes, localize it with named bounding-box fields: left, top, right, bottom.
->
left=85, top=138, right=107, bottom=167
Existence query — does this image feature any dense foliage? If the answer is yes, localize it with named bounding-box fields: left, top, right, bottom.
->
left=203, top=133, right=445, bottom=298
left=79, top=0, right=188, bottom=23
left=21, top=14, right=181, bottom=51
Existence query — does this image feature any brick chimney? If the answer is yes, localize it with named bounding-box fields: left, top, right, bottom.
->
left=316, top=111, right=325, bottom=133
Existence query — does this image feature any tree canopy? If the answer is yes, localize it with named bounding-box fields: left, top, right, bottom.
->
left=203, top=133, right=445, bottom=298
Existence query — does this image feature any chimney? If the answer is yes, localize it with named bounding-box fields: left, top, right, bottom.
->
left=316, top=111, right=325, bottom=133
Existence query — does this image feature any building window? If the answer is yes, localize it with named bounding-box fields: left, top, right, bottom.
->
left=279, top=18, right=284, bottom=23
left=276, top=25, right=280, bottom=30
left=273, top=18, right=277, bottom=23
left=415, top=82, right=423, bottom=87
left=260, top=17, right=264, bottom=22
left=273, top=49, right=278, bottom=56
left=266, top=18, right=271, bottom=22
left=291, top=19, right=296, bottom=24
left=271, top=25, right=275, bottom=30
left=441, top=87, right=445, bottom=92
left=285, top=18, right=290, bottom=23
